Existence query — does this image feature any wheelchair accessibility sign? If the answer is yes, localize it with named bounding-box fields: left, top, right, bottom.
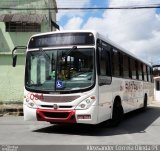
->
left=56, top=80, right=64, bottom=89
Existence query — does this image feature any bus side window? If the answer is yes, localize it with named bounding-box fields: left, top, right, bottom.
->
left=149, top=66, right=153, bottom=82
left=99, top=48, right=107, bottom=76
left=135, top=61, right=139, bottom=80
left=130, top=58, right=137, bottom=80
left=148, top=67, right=151, bottom=82
left=112, top=49, right=120, bottom=77
left=146, top=66, right=150, bottom=82
left=143, top=64, right=147, bottom=81
left=100, top=49, right=111, bottom=76
left=119, top=52, right=123, bottom=77
left=98, top=46, right=112, bottom=85
left=123, top=53, right=130, bottom=78
left=106, top=51, right=111, bottom=77
left=138, top=62, right=143, bottom=80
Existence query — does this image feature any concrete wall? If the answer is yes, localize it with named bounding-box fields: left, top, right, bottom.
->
left=0, top=54, right=25, bottom=103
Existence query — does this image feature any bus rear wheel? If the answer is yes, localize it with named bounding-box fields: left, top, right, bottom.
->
left=110, top=100, right=123, bottom=126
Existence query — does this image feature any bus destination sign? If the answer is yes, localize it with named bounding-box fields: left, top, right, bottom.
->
left=28, top=32, right=95, bottom=49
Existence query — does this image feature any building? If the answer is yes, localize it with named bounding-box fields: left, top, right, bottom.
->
left=0, top=0, right=59, bottom=52
left=0, top=0, right=58, bottom=103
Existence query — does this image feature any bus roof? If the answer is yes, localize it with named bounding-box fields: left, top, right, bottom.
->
left=29, top=30, right=151, bottom=66
left=29, top=30, right=98, bottom=39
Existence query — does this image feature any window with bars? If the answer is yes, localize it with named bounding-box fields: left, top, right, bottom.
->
left=5, top=22, right=41, bottom=32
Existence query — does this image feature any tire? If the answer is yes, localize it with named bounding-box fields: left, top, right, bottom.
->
left=110, top=100, right=124, bottom=126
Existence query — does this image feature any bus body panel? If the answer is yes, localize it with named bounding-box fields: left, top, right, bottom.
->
left=23, top=104, right=37, bottom=121
left=23, top=87, right=100, bottom=124
left=24, top=104, right=99, bottom=124
left=98, top=83, right=113, bottom=123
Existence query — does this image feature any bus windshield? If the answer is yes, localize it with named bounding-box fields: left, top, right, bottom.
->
left=25, top=48, right=95, bottom=93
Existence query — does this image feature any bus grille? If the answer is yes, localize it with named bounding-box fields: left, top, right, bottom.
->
left=40, top=105, right=73, bottom=109
left=36, top=109, right=76, bottom=123
left=43, top=112, right=69, bottom=118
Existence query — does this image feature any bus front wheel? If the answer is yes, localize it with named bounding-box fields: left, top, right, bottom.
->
left=110, top=100, right=123, bottom=126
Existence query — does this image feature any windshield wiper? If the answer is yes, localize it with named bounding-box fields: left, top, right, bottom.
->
left=63, top=46, right=77, bottom=58
left=39, top=48, right=51, bottom=61
left=51, top=53, right=55, bottom=71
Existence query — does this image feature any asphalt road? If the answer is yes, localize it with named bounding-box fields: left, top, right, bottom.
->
left=0, top=103, right=160, bottom=145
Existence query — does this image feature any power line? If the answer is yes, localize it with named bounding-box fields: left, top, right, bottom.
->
left=0, top=5, right=160, bottom=11
left=60, top=5, right=160, bottom=10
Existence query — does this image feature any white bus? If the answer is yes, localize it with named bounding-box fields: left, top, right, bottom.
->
left=12, top=30, right=154, bottom=125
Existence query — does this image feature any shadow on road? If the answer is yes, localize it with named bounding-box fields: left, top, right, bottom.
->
left=33, top=106, right=160, bottom=136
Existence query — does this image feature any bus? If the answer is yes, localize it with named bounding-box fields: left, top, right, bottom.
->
left=12, top=30, right=154, bottom=125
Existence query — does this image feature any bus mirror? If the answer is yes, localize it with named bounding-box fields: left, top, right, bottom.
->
left=12, top=55, right=17, bottom=67
left=12, top=46, right=27, bottom=67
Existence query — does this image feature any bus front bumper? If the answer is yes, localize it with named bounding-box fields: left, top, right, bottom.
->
left=23, top=105, right=98, bottom=124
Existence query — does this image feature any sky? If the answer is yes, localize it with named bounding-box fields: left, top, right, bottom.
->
left=56, top=0, right=160, bottom=65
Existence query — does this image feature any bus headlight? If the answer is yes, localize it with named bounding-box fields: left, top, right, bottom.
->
left=75, top=96, right=96, bottom=110
left=25, top=99, right=38, bottom=109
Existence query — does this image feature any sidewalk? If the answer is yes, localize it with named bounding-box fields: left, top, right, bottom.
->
left=0, top=103, right=23, bottom=117
left=0, top=101, right=160, bottom=117
left=150, top=101, right=160, bottom=107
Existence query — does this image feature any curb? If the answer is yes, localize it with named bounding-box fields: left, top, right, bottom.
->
left=0, top=104, right=23, bottom=117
